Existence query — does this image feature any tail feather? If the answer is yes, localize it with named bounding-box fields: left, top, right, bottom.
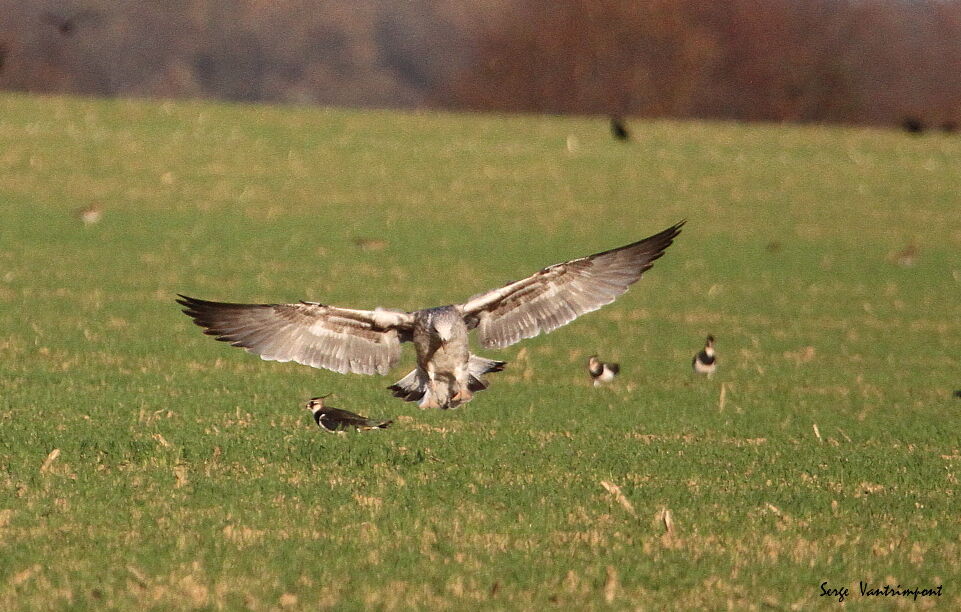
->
left=467, top=375, right=489, bottom=393
left=388, top=369, right=427, bottom=402
left=361, top=419, right=393, bottom=430
left=469, top=355, right=506, bottom=376
left=466, top=354, right=506, bottom=393
left=388, top=355, right=506, bottom=407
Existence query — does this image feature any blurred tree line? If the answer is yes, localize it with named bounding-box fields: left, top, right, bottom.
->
left=2, top=0, right=959, bottom=126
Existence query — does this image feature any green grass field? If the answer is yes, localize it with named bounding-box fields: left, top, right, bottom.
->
left=1, top=92, right=959, bottom=610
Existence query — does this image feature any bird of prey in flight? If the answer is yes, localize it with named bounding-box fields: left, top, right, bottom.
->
left=178, top=221, right=683, bottom=409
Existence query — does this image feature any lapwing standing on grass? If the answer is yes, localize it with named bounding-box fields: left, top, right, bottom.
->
left=588, top=355, right=620, bottom=386
left=692, top=335, right=717, bottom=377
left=305, top=395, right=392, bottom=432
left=178, top=222, right=683, bottom=410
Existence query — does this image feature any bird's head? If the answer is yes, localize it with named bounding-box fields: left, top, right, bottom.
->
left=305, top=394, right=333, bottom=411
left=706, top=335, right=715, bottom=347
left=431, top=308, right=458, bottom=342
left=588, top=355, right=600, bottom=368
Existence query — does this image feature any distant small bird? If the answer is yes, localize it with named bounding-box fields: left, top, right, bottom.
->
left=588, top=355, right=620, bottom=386
left=40, top=9, right=100, bottom=36
left=305, top=395, right=392, bottom=432
left=692, top=335, right=717, bottom=377
left=41, top=10, right=100, bottom=36
left=901, top=117, right=924, bottom=134
left=894, top=244, right=919, bottom=268
left=77, top=203, right=103, bottom=225
left=610, top=117, right=630, bottom=141
left=353, top=237, right=388, bottom=252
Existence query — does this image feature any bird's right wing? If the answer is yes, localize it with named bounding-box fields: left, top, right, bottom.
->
left=458, top=222, right=683, bottom=348
left=177, top=295, right=414, bottom=375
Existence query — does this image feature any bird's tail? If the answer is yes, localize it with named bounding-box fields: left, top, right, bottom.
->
left=387, top=373, right=456, bottom=409
left=361, top=419, right=393, bottom=430
left=386, top=354, right=506, bottom=406
left=387, top=370, right=428, bottom=402
left=466, top=354, right=506, bottom=392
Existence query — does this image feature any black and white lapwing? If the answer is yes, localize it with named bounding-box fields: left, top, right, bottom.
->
left=692, top=335, right=717, bottom=377
left=305, top=395, right=392, bottom=432
left=588, top=355, right=620, bottom=386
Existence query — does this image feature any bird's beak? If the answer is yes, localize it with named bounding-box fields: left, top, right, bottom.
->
left=435, top=322, right=453, bottom=342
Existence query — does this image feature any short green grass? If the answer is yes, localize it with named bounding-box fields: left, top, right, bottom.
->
left=1, top=93, right=960, bottom=610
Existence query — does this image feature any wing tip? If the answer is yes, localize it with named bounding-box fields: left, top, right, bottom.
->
left=653, top=219, right=686, bottom=244
left=633, top=219, right=686, bottom=263
left=176, top=293, right=224, bottom=317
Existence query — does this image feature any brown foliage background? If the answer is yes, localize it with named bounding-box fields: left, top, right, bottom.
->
left=2, top=0, right=960, bottom=126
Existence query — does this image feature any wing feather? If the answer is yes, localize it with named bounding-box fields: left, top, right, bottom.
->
left=177, top=295, right=414, bottom=375
left=459, top=222, right=683, bottom=348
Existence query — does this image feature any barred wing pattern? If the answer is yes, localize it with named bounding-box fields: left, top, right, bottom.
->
left=458, top=222, right=684, bottom=349
left=177, top=295, right=414, bottom=375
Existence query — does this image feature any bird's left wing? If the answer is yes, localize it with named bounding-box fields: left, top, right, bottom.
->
left=177, top=295, right=414, bottom=375
left=458, top=222, right=683, bottom=349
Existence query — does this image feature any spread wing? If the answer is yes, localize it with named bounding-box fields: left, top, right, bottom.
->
left=177, top=295, right=414, bottom=375
left=458, top=221, right=684, bottom=349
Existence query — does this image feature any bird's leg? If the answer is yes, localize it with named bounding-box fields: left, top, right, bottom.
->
left=451, top=387, right=473, bottom=404
left=419, top=393, right=441, bottom=410
left=419, top=368, right=442, bottom=409
left=432, top=378, right=453, bottom=409
left=450, top=364, right=473, bottom=404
